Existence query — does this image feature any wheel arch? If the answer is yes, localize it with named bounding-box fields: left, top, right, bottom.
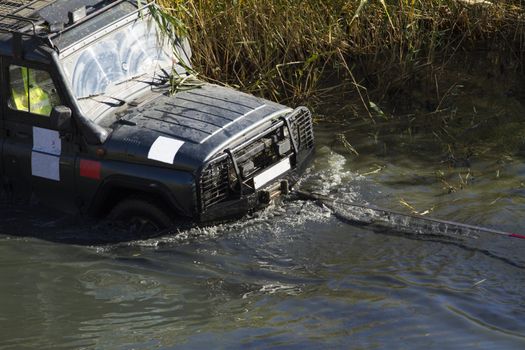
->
left=88, top=175, right=185, bottom=219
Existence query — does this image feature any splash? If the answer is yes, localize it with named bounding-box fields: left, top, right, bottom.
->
left=128, top=149, right=363, bottom=247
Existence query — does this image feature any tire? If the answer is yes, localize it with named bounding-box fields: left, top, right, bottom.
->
left=108, top=197, right=173, bottom=235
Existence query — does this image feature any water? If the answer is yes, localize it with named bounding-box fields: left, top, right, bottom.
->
left=2, top=75, right=525, bottom=348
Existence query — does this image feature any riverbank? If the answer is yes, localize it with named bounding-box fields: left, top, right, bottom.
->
left=160, top=0, right=525, bottom=112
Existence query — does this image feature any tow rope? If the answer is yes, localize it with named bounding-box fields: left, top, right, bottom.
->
left=294, top=190, right=525, bottom=241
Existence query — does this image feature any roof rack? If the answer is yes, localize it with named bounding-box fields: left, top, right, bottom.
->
left=0, top=0, right=53, bottom=36
left=1, top=0, right=157, bottom=55
left=0, top=0, right=54, bottom=17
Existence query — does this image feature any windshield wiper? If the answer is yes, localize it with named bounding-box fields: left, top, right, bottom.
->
left=115, top=72, right=149, bottom=86
left=114, top=71, right=170, bottom=88
left=78, top=93, right=127, bottom=107
left=155, top=68, right=171, bottom=85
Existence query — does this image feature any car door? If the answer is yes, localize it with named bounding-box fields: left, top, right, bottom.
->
left=2, top=59, right=77, bottom=213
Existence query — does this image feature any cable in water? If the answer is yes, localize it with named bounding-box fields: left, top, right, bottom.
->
left=293, top=190, right=525, bottom=241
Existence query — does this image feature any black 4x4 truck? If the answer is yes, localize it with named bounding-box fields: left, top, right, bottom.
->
left=0, top=0, right=314, bottom=231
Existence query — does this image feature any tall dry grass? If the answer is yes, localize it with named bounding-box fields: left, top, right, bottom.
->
left=158, top=0, right=525, bottom=108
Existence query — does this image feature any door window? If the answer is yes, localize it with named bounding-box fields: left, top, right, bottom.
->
left=8, top=65, right=61, bottom=117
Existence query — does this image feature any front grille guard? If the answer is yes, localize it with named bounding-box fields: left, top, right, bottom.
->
left=198, top=107, right=314, bottom=213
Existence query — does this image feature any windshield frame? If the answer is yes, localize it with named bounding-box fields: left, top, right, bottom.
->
left=57, top=3, right=144, bottom=59
left=56, top=6, right=187, bottom=121
left=63, top=16, right=173, bottom=90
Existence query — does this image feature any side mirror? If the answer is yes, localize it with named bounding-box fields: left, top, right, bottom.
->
left=50, top=105, right=72, bottom=132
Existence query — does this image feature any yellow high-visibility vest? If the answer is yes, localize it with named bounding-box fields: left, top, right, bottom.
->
left=12, top=67, right=52, bottom=116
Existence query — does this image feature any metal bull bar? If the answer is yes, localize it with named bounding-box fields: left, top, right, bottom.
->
left=223, top=107, right=304, bottom=195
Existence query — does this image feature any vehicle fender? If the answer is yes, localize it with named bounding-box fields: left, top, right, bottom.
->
left=81, top=161, right=196, bottom=218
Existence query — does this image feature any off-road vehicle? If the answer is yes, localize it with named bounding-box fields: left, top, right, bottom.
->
left=0, top=0, right=315, bottom=231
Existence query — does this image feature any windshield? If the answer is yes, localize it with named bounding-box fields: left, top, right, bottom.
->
left=60, top=15, right=177, bottom=100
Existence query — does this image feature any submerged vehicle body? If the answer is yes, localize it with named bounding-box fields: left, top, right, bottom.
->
left=0, top=0, right=315, bottom=230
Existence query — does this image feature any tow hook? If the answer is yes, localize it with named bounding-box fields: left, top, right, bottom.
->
left=259, top=180, right=290, bottom=204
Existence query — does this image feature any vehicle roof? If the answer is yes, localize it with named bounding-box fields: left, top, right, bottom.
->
left=0, top=0, right=141, bottom=62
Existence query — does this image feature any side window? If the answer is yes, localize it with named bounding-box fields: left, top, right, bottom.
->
left=8, top=65, right=61, bottom=117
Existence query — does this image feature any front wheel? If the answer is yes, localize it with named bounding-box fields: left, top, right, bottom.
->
left=108, top=197, right=173, bottom=235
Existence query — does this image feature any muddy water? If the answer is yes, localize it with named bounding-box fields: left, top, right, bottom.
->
left=2, top=73, right=525, bottom=348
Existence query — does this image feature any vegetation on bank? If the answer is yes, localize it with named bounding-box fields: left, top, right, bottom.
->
left=159, top=0, right=525, bottom=111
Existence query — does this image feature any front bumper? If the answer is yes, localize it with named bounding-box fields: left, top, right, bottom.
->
left=197, top=107, right=315, bottom=223
left=198, top=148, right=314, bottom=222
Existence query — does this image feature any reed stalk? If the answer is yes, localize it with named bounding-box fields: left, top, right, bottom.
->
left=158, top=0, right=525, bottom=109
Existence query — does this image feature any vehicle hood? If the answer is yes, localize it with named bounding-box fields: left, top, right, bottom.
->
left=104, top=84, right=290, bottom=171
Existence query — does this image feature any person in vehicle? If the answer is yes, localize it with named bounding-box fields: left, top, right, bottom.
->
left=9, top=66, right=56, bottom=116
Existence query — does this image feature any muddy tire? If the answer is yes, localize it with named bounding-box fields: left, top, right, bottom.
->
left=108, top=197, right=173, bottom=234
